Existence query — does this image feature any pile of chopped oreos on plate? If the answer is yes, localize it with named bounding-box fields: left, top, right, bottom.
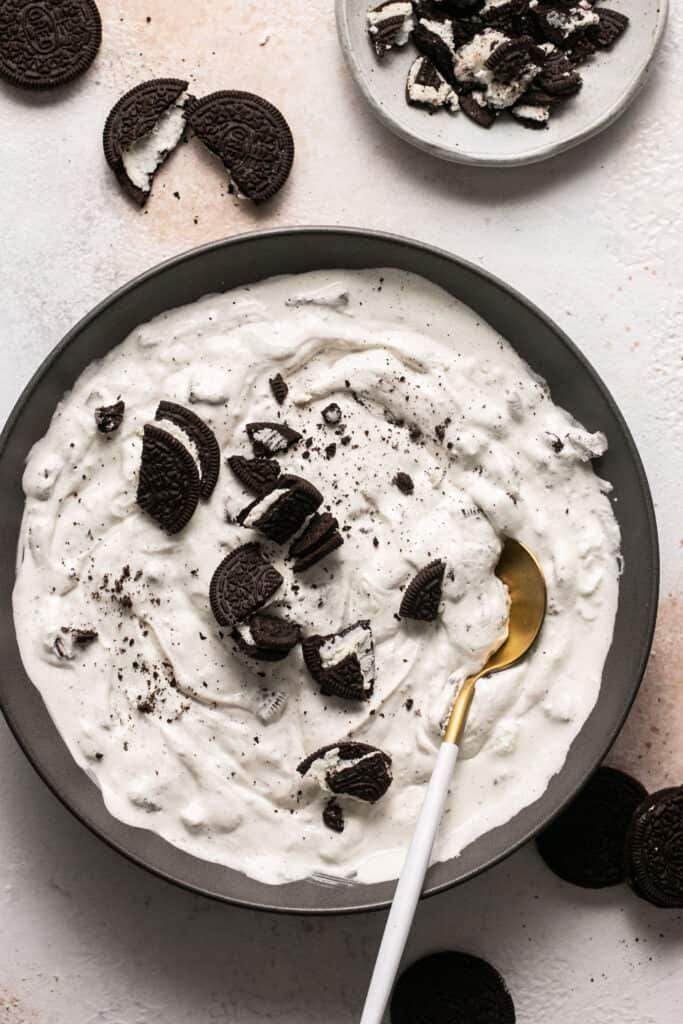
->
left=367, top=0, right=629, bottom=129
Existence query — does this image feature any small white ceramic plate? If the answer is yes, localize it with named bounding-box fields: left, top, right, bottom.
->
left=336, top=1, right=668, bottom=166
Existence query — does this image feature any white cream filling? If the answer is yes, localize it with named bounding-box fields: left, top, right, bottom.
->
left=545, top=2, right=599, bottom=38
left=454, top=30, right=541, bottom=110
left=122, top=92, right=188, bottom=194
left=407, top=57, right=459, bottom=112
left=512, top=103, right=550, bottom=124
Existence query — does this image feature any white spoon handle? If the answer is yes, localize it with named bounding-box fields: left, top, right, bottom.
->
left=359, top=741, right=460, bottom=1024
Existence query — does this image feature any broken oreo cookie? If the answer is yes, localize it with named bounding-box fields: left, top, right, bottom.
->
left=367, top=1, right=415, bottom=58
left=137, top=424, right=200, bottom=535
left=590, top=7, right=629, bottom=49
left=391, top=952, right=515, bottom=1024
left=536, top=766, right=647, bottom=888
left=625, top=787, right=683, bottom=908
left=103, top=79, right=189, bottom=206
left=231, top=610, right=299, bottom=663
left=227, top=455, right=281, bottom=496
left=400, top=560, right=446, bottom=621
left=0, top=0, right=102, bottom=90
left=246, top=421, right=302, bottom=457
left=155, top=400, right=220, bottom=500
left=210, top=543, right=283, bottom=628
left=289, top=512, right=344, bottom=573
left=189, top=91, right=295, bottom=203
left=393, top=471, right=414, bottom=495
left=407, top=55, right=459, bottom=112
left=298, top=741, right=393, bottom=804
left=322, top=403, right=342, bottom=425
left=302, top=620, right=375, bottom=701
left=95, top=400, right=125, bottom=434
left=459, top=91, right=496, bottom=128
left=323, top=798, right=345, bottom=833
left=238, top=476, right=323, bottom=544
left=269, top=373, right=288, bottom=405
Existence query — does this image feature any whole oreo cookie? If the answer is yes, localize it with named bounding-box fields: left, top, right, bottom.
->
left=188, top=90, right=295, bottom=203
left=103, top=78, right=189, bottom=206
left=95, top=400, right=125, bottom=434
left=537, top=766, right=648, bottom=888
left=400, top=560, right=446, bottom=621
left=227, top=455, right=281, bottom=496
left=0, top=0, right=102, bottom=90
left=625, top=787, right=683, bottom=908
left=302, top=620, right=375, bottom=701
left=155, top=400, right=220, bottom=500
left=298, top=741, right=393, bottom=804
left=238, top=476, right=323, bottom=544
left=137, top=424, right=200, bottom=535
left=391, top=952, right=515, bottom=1024
left=210, top=543, right=283, bottom=628
left=246, top=421, right=302, bottom=457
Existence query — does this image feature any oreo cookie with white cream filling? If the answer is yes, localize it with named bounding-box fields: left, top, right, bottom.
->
left=238, top=476, right=323, bottom=544
left=297, top=741, right=393, bottom=803
left=302, top=620, right=376, bottom=701
left=367, top=2, right=415, bottom=57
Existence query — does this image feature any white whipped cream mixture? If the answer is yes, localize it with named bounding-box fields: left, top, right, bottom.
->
left=13, top=270, right=621, bottom=885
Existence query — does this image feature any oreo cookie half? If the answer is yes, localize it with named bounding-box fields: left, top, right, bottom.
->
left=302, top=620, right=375, bottom=701
left=391, top=952, right=515, bottom=1024
left=400, top=560, right=446, bottom=621
left=0, top=0, right=102, bottom=90
left=103, top=79, right=190, bottom=206
left=155, top=400, right=220, bottom=500
left=227, top=455, right=281, bottom=496
left=189, top=91, right=295, bottom=203
left=209, top=543, right=283, bottom=628
left=625, top=787, right=683, bottom=908
left=95, top=400, right=125, bottom=434
left=246, top=422, right=302, bottom=457
left=238, top=476, right=323, bottom=544
left=536, top=766, right=648, bottom=888
left=137, top=424, right=200, bottom=535
left=298, top=741, right=393, bottom=804
left=289, top=512, right=344, bottom=573
left=367, top=2, right=415, bottom=58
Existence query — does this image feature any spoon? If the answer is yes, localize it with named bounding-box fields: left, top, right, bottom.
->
left=359, top=538, right=547, bottom=1024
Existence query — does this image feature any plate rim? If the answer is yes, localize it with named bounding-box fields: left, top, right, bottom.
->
left=335, top=0, right=670, bottom=167
left=0, top=226, right=659, bottom=914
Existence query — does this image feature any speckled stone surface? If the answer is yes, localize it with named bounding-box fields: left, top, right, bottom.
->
left=1, top=2, right=682, bottom=1022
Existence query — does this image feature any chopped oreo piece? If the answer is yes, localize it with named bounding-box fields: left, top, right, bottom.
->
left=625, top=787, right=683, bottom=908
left=95, top=400, right=125, bottom=434
left=536, top=766, right=648, bottom=888
left=412, top=16, right=458, bottom=86
left=393, top=471, right=414, bottom=495
left=298, top=741, right=393, bottom=803
left=227, top=455, right=281, bottom=496
left=249, top=611, right=300, bottom=653
left=391, top=952, right=515, bottom=1024
left=511, top=101, right=550, bottom=128
left=590, top=7, right=629, bottom=48
left=294, top=531, right=344, bottom=573
left=103, top=79, right=189, bottom=206
left=323, top=798, right=345, bottom=833
left=532, top=2, right=599, bottom=50
left=238, top=475, right=323, bottom=544
left=257, top=688, right=288, bottom=723
left=137, top=424, right=200, bottom=535
left=0, top=0, right=102, bottom=90
left=367, top=1, right=415, bottom=58
left=269, top=373, right=288, bottom=405
left=290, top=512, right=344, bottom=572
left=209, top=543, right=283, bottom=628
left=246, top=421, right=302, bottom=457
left=189, top=91, right=294, bottom=203
left=322, top=402, right=342, bottom=425
left=71, top=627, right=98, bottom=646
left=407, top=55, right=459, bottom=112
left=486, top=35, right=544, bottom=81
left=302, top=620, right=375, bottom=701
left=538, top=51, right=582, bottom=95
left=155, top=400, right=220, bottom=500
left=400, top=560, right=446, bottom=621
left=459, top=91, right=496, bottom=127
left=231, top=625, right=291, bottom=663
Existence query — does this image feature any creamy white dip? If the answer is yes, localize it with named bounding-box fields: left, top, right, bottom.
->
left=13, top=269, right=621, bottom=885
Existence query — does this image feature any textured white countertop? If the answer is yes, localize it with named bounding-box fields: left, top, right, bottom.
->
left=1, top=2, right=682, bottom=1022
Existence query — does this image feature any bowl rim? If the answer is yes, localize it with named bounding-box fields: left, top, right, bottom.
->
left=335, top=0, right=670, bottom=168
left=0, top=226, right=659, bottom=915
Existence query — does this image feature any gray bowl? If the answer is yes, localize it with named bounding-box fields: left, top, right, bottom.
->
left=0, top=228, right=658, bottom=914
left=337, top=0, right=669, bottom=167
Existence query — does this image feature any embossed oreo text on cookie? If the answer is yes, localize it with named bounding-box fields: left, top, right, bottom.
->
left=0, top=0, right=102, bottom=89
left=210, top=543, right=283, bottom=628
left=189, top=91, right=295, bottom=203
